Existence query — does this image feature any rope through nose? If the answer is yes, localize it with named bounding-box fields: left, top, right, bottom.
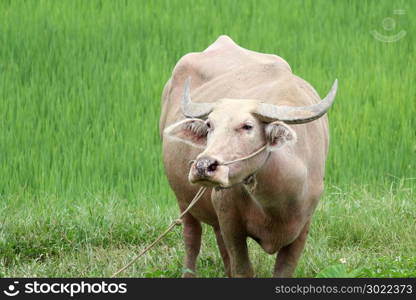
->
left=189, top=145, right=268, bottom=168
left=220, top=145, right=267, bottom=166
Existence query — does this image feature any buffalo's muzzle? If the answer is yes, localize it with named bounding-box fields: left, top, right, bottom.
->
left=195, top=157, right=219, bottom=176
left=189, top=156, right=229, bottom=187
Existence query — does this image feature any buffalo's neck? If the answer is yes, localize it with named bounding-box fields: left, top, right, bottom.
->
left=243, top=152, right=308, bottom=220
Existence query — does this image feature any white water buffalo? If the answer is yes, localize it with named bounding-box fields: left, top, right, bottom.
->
left=160, top=35, right=337, bottom=277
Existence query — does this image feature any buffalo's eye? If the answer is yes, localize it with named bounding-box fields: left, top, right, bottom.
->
left=206, top=121, right=211, bottom=129
left=242, top=124, right=253, bottom=130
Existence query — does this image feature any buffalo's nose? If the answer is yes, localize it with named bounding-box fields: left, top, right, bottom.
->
left=195, top=157, right=219, bottom=175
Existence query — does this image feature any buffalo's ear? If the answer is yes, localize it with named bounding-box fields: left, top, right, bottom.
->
left=163, top=118, right=208, bottom=149
left=265, top=121, right=297, bottom=151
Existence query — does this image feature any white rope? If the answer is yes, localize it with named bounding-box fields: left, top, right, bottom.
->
left=111, top=187, right=208, bottom=278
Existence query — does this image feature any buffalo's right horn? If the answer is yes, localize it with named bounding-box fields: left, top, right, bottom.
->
left=181, top=77, right=214, bottom=118
left=254, top=79, right=338, bottom=124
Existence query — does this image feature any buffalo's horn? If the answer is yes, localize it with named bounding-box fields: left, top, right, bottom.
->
left=181, top=77, right=214, bottom=118
left=254, top=79, right=338, bottom=124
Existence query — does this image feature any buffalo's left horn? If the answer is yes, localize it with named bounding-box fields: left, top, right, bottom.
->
left=181, top=77, right=214, bottom=118
left=253, top=79, right=338, bottom=124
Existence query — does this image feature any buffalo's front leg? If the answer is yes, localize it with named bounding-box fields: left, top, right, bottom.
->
left=212, top=189, right=254, bottom=277
left=213, top=226, right=231, bottom=277
left=181, top=212, right=202, bottom=277
left=222, top=232, right=253, bottom=277
left=273, top=220, right=310, bottom=277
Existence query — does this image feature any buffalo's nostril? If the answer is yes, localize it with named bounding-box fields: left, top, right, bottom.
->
left=207, top=160, right=218, bottom=172
left=195, top=158, right=219, bottom=175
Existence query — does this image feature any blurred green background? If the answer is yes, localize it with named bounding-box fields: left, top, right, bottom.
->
left=0, top=0, right=414, bottom=277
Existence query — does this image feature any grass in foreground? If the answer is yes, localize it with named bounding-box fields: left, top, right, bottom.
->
left=1, top=183, right=414, bottom=277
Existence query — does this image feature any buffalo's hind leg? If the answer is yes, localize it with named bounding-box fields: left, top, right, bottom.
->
left=181, top=212, right=202, bottom=278
left=273, top=220, right=311, bottom=277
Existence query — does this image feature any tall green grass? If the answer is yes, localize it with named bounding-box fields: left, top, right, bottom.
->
left=0, top=0, right=414, bottom=277
left=0, top=0, right=414, bottom=201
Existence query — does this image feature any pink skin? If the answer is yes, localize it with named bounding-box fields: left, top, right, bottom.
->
left=164, top=101, right=302, bottom=278
left=186, top=102, right=272, bottom=188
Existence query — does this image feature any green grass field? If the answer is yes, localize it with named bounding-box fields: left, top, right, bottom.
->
left=0, top=0, right=415, bottom=277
